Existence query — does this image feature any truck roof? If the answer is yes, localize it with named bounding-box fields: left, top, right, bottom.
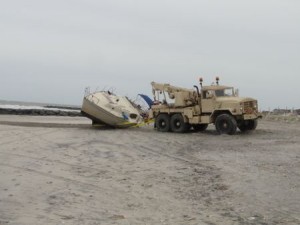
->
left=201, top=85, right=232, bottom=91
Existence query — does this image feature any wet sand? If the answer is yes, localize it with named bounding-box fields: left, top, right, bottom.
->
left=0, top=115, right=299, bottom=225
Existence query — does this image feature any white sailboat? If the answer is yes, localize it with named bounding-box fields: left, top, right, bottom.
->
left=81, top=89, right=144, bottom=128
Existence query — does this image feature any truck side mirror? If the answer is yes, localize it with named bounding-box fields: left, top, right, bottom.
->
left=234, top=89, right=239, bottom=96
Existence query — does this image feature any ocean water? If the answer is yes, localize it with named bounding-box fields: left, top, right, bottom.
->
left=0, top=99, right=80, bottom=110
left=0, top=99, right=47, bottom=107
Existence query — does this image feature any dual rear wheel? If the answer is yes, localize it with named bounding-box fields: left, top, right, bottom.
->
left=155, top=114, right=170, bottom=132
left=155, top=114, right=207, bottom=133
left=170, top=114, right=190, bottom=133
left=155, top=113, right=189, bottom=133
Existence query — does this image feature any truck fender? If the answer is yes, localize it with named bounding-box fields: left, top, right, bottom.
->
left=211, top=110, right=232, bottom=123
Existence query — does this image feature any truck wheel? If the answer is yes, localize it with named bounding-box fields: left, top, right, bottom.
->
left=192, top=124, right=208, bottom=132
left=155, top=114, right=170, bottom=132
left=170, top=114, right=189, bottom=133
left=247, top=119, right=257, bottom=130
left=215, top=114, right=237, bottom=135
left=238, top=122, right=248, bottom=132
left=238, top=119, right=258, bottom=132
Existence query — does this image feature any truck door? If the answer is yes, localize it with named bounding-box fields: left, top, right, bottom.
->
left=201, top=90, right=215, bottom=113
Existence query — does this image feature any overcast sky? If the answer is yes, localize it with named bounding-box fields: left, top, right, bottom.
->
left=0, top=0, right=299, bottom=109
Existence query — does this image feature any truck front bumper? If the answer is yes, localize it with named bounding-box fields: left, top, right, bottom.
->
left=243, top=112, right=263, bottom=120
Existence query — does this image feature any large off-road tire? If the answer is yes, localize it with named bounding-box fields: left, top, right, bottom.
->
left=170, top=114, right=189, bottom=133
left=155, top=114, right=170, bottom=132
left=238, top=119, right=257, bottom=132
left=238, top=122, right=248, bottom=132
left=192, top=124, right=208, bottom=132
left=215, top=114, right=237, bottom=135
left=248, top=119, right=258, bottom=130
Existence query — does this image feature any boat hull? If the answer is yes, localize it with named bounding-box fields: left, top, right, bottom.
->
left=81, top=95, right=139, bottom=128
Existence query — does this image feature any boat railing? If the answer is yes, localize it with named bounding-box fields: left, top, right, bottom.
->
left=85, top=86, right=118, bottom=97
left=84, top=87, right=91, bottom=97
left=84, top=87, right=104, bottom=105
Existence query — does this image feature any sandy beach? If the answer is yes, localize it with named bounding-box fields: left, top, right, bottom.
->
left=0, top=115, right=299, bottom=225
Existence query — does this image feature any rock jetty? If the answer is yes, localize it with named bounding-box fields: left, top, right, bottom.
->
left=0, top=107, right=82, bottom=117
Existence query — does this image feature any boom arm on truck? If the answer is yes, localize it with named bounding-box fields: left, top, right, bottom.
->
left=151, top=82, right=198, bottom=107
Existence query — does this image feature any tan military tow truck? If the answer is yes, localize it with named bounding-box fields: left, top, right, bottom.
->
left=149, top=77, right=262, bottom=135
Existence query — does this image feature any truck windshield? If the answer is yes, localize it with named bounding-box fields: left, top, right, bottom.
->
left=215, top=88, right=234, bottom=97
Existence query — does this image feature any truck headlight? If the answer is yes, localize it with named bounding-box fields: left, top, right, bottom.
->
left=253, top=103, right=257, bottom=110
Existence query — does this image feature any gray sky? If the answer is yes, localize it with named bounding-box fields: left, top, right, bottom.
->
left=0, top=0, right=299, bottom=109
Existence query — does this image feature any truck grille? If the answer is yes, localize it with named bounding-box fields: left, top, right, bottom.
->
left=243, top=101, right=256, bottom=114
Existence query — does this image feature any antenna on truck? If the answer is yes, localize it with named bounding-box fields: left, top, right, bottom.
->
left=199, top=77, right=203, bottom=87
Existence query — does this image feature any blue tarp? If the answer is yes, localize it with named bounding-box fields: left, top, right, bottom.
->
left=138, top=94, right=153, bottom=108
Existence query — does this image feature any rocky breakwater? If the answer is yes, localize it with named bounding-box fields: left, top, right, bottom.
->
left=0, top=105, right=83, bottom=117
